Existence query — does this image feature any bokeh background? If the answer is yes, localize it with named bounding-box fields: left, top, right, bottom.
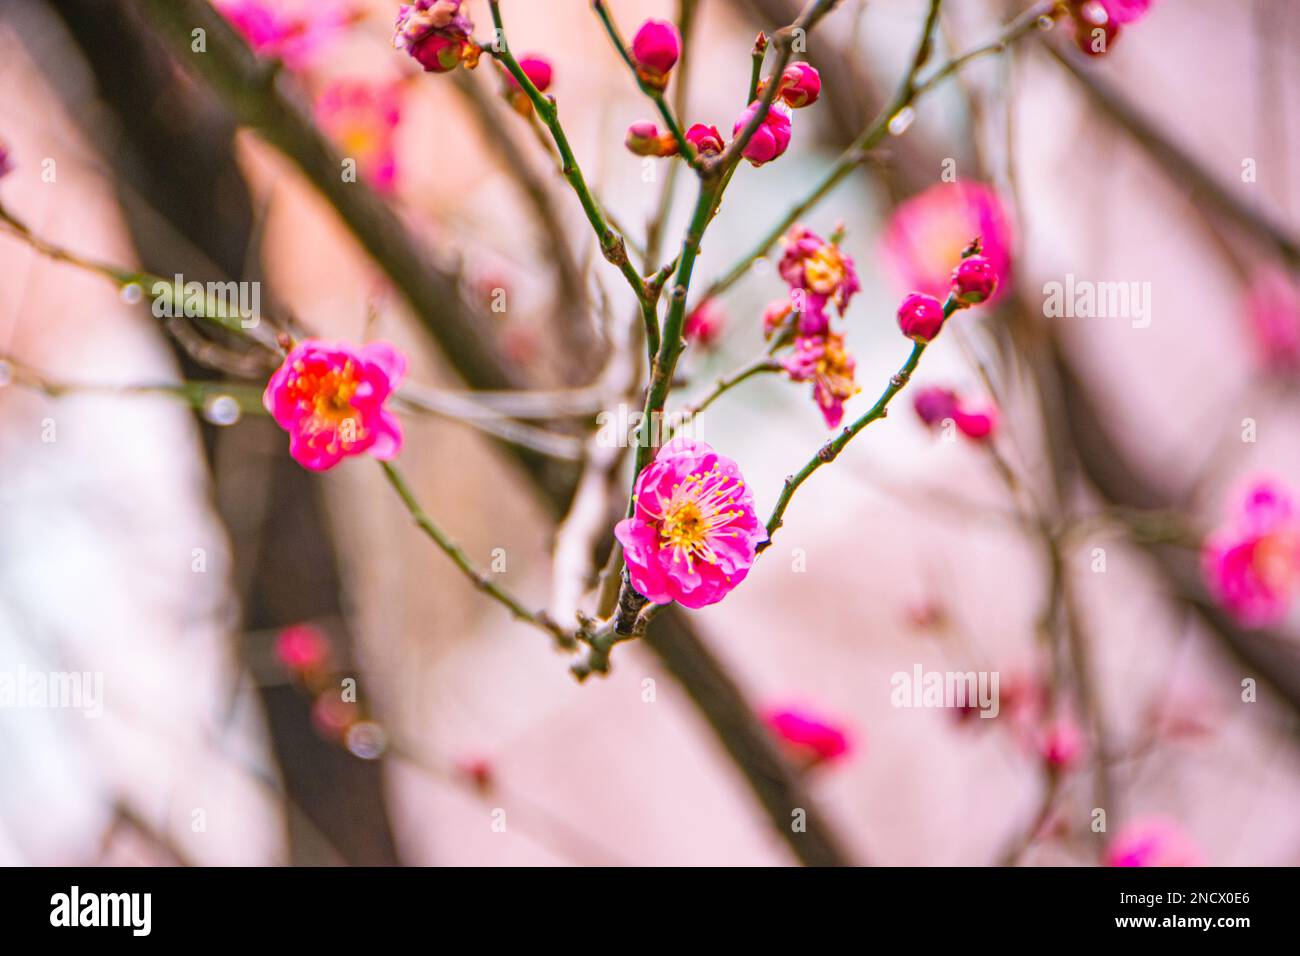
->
left=1, top=0, right=1298, bottom=866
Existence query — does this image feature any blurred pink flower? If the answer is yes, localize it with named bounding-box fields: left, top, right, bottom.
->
left=1243, top=266, right=1300, bottom=374
left=1038, top=717, right=1086, bottom=770
left=762, top=299, right=795, bottom=340
left=216, top=0, right=350, bottom=70
left=264, top=339, right=407, bottom=471
left=393, top=0, right=476, bottom=73
left=275, top=623, right=331, bottom=673
left=1202, top=478, right=1300, bottom=628
left=631, top=19, right=681, bottom=91
left=882, top=182, right=1013, bottom=303
left=684, top=299, right=726, bottom=348
left=779, top=225, right=860, bottom=334
left=1098, top=0, right=1154, bottom=25
left=614, top=438, right=765, bottom=608
left=782, top=333, right=859, bottom=428
left=316, top=80, right=403, bottom=194
left=913, top=386, right=998, bottom=441
left=1105, top=817, right=1204, bottom=867
left=734, top=101, right=792, bottom=167
left=0, top=138, right=13, bottom=179
left=764, top=707, right=852, bottom=768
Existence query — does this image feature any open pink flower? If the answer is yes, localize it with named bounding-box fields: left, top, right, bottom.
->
left=1243, top=266, right=1300, bottom=375
left=393, top=0, right=476, bottom=73
left=782, top=333, right=859, bottom=428
left=614, top=438, right=765, bottom=608
left=1202, top=478, right=1300, bottom=627
left=734, top=101, right=792, bottom=167
left=316, top=80, right=403, bottom=194
left=779, top=225, right=860, bottom=333
left=913, top=385, right=997, bottom=441
left=764, top=707, right=852, bottom=768
left=882, top=182, right=1013, bottom=303
left=264, top=339, right=407, bottom=471
left=1105, top=817, right=1204, bottom=867
left=684, top=299, right=726, bottom=348
left=216, top=0, right=350, bottom=70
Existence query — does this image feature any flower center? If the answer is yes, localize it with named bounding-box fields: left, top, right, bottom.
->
left=647, top=468, right=745, bottom=572
left=804, top=247, right=844, bottom=294
left=288, top=359, right=367, bottom=443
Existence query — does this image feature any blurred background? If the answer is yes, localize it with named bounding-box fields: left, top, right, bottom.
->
left=1, top=0, right=1298, bottom=866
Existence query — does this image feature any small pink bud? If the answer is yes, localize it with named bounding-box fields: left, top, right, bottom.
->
left=625, top=120, right=677, bottom=157
left=897, top=292, right=947, bottom=343
left=734, top=101, right=792, bottom=167
left=410, top=31, right=469, bottom=72
left=951, top=254, right=998, bottom=305
left=1038, top=718, right=1086, bottom=770
left=631, top=19, right=680, bottom=91
left=685, top=123, right=724, bottom=156
left=777, top=62, right=821, bottom=108
left=514, top=54, right=553, bottom=93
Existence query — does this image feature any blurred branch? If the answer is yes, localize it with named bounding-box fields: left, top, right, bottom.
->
left=1044, top=40, right=1300, bottom=268
left=486, top=1, right=650, bottom=304
left=451, top=70, right=596, bottom=371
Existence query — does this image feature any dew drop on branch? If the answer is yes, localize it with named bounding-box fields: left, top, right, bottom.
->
left=203, top=394, right=242, bottom=427
left=888, top=107, right=916, bottom=137
left=346, top=721, right=388, bottom=760
left=120, top=282, right=143, bottom=305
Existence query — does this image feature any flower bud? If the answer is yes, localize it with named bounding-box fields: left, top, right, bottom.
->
left=951, top=254, right=998, bottom=305
left=625, top=121, right=678, bottom=157
left=734, top=101, right=792, bottom=167
left=778, top=62, right=821, bottom=108
left=897, top=292, right=947, bottom=343
left=685, top=123, right=724, bottom=156
left=514, top=54, right=553, bottom=93
left=684, top=299, right=726, bottom=347
left=631, top=19, right=681, bottom=91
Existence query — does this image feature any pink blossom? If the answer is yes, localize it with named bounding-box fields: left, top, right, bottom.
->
left=1243, top=266, right=1300, bottom=374
left=762, top=299, right=795, bottom=340
left=275, top=623, right=331, bottom=673
left=774, top=62, right=821, bottom=109
left=315, top=80, right=403, bottom=194
left=1202, top=478, right=1300, bottom=627
left=734, top=101, right=793, bottom=167
left=764, top=707, right=852, bottom=768
left=782, top=333, right=859, bottom=428
left=1038, top=717, right=1086, bottom=770
left=1105, top=817, right=1204, bottom=867
left=778, top=225, right=860, bottom=332
left=882, top=182, right=1013, bottom=303
left=913, top=386, right=998, bottom=441
left=614, top=438, right=765, bottom=609
left=631, top=19, right=681, bottom=90
left=685, top=123, right=724, bottom=156
left=216, top=0, right=350, bottom=70
left=263, top=339, right=408, bottom=471
left=393, top=0, right=475, bottom=73
left=684, top=299, right=726, bottom=348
